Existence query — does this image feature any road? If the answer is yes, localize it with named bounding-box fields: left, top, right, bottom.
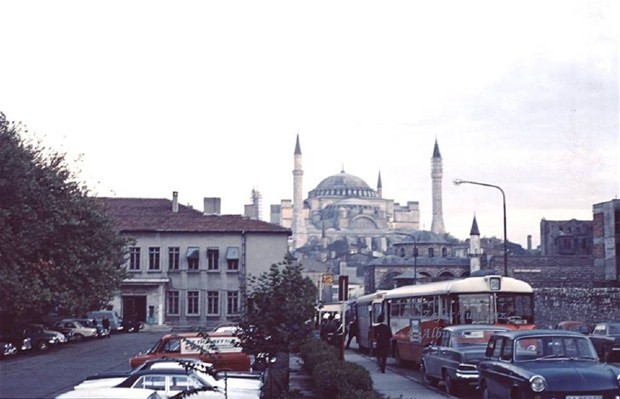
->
left=0, top=331, right=162, bottom=399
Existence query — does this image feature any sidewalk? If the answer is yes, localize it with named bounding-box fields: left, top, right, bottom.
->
left=289, top=342, right=449, bottom=399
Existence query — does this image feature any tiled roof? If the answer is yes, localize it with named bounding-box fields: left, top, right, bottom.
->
left=97, top=197, right=291, bottom=234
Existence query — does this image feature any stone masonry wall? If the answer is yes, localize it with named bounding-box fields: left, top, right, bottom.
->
left=534, top=287, right=620, bottom=328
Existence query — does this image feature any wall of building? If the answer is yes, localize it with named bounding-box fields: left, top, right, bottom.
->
left=534, top=287, right=620, bottom=328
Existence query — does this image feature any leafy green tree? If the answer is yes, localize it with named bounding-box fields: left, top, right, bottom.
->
left=0, top=112, right=129, bottom=321
left=237, top=255, right=318, bottom=358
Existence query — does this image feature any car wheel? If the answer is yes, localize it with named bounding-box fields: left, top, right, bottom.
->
left=36, top=341, right=48, bottom=351
left=74, top=333, right=84, bottom=342
left=443, top=370, right=462, bottom=396
left=420, top=362, right=439, bottom=387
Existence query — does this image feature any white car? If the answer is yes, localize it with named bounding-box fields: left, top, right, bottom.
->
left=54, top=319, right=98, bottom=340
left=75, top=359, right=263, bottom=398
left=56, top=387, right=162, bottom=399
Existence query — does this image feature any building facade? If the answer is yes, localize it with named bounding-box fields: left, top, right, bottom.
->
left=101, top=193, right=291, bottom=328
left=593, top=199, right=620, bottom=286
left=540, top=218, right=593, bottom=256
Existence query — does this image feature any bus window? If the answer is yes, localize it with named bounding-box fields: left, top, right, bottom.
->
left=421, top=296, right=435, bottom=317
left=411, top=297, right=422, bottom=317
left=497, top=294, right=534, bottom=324
left=457, top=294, right=492, bottom=324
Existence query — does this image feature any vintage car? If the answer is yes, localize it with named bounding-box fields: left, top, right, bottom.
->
left=74, top=358, right=263, bottom=397
left=75, top=367, right=260, bottom=399
left=16, top=323, right=67, bottom=351
left=420, top=324, right=509, bottom=395
left=69, top=318, right=110, bottom=338
left=478, top=329, right=620, bottom=399
left=129, top=332, right=252, bottom=372
left=56, top=387, right=162, bottom=399
left=0, top=340, right=18, bottom=358
left=556, top=320, right=616, bottom=362
left=592, top=321, right=620, bottom=362
left=54, top=319, right=98, bottom=341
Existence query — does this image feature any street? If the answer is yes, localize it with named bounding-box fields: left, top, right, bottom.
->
left=0, top=331, right=162, bottom=399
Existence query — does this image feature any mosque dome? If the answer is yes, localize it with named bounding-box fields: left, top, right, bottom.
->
left=309, top=170, right=377, bottom=199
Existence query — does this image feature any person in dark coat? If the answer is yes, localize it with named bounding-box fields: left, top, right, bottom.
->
left=345, top=317, right=358, bottom=349
left=102, top=316, right=111, bottom=337
left=374, top=314, right=392, bottom=373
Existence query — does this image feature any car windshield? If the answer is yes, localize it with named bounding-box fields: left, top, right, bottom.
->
left=514, top=335, right=598, bottom=361
left=608, top=324, right=620, bottom=336
left=453, top=329, right=504, bottom=347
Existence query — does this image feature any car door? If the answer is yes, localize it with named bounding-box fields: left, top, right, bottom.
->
left=486, top=337, right=514, bottom=399
left=424, top=329, right=445, bottom=378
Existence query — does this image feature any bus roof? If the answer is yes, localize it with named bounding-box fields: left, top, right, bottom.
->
left=355, top=290, right=388, bottom=304
left=384, top=276, right=533, bottom=299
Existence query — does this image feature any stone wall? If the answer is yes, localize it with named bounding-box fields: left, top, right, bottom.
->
left=534, top=287, right=620, bottom=328
left=509, top=255, right=593, bottom=288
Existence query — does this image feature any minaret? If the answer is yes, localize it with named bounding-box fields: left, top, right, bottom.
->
left=469, top=215, right=481, bottom=273
left=377, top=171, right=383, bottom=198
left=292, top=134, right=306, bottom=249
left=430, top=139, right=446, bottom=234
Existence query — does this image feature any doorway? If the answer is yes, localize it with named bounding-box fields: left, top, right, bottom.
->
left=122, top=296, right=147, bottom=323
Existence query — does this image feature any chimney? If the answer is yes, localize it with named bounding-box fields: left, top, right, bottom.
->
left=527, top=235, right=532, bottom=251
left=172, top=191, right=179, bottom=213
left=204, top=197, right=221, bottom=215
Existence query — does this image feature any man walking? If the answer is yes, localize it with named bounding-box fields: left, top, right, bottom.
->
left=374, top=314, right=392, bottom=373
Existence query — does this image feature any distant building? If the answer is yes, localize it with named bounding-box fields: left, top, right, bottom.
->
left=100, top=192, right=290, bottom=328
left=540, top=218, right=593, bottom=256
left=593, top=199, right=620, bottom=286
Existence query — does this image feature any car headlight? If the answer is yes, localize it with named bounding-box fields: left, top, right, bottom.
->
left=616, top=373, right=620, bottom=387
left=530, top=375, right=547, bottom=392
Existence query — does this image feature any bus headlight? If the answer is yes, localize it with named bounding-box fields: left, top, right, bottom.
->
left=530, top=375, right=547, bottom=392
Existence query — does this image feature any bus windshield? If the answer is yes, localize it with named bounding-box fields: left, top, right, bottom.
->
left=454, top=293, right=534, bottom=325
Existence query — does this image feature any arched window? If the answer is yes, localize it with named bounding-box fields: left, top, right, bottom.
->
left=441, top=247, right=448, bottom=257
left=399, top=247, right=406, bottom=257
left=428, top=248, right=434, bottom=258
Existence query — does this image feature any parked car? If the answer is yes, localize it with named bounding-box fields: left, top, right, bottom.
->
left=87, top=310, right=124, bottom=333
left=122, top=319, right=143, bottom=333
left=478, top=329, right=620, bottom=398
left=56, top=387, right=162, bottom=399
left=0, top=340, right=18, bottom=358
left=74, top=358, right=263, bottom=396
left=76, top=367, right=260, bottom=399
left=129, top=332, right=251, bottom=371
left=16, top=323, right=67, bottom=351
left=555, top=320, right=616, bottom=362
left=420, top=324, right=509, bottom=395
left=69, top=318, right=110, bottom=338
left=0, top=331, right=32, bottom=353
left=53, top=319, right=98, bottom=341
left=592, top=321, right=620, bottom=362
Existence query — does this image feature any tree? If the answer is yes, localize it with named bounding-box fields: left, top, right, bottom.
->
left=0, top=112, right=129, bottom=321
left=237, top=255, right=318, bottom=358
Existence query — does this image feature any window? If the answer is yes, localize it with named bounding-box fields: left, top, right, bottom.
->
left=168, top=247, right=180, bottom=271
left=227, top=291, right=239, bottom=314
left=207, top=291, right=219, bottom=315
left=207, top=248, right=219, bottom=271
left=186, top=247, right=200, bottom=271
left=167, top=291, right=179, bottom=315
left=187, top=291, right=199, bottom=315
left=148, top=247, right=161, bottom=270
left=129, top=247, right=141, bottom=270
left=226, top=247, right=239, bottom=271
left=428, top=247, right=434, bottom=258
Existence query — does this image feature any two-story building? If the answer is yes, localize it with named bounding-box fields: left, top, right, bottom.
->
left=99, top=192, right=291, bottom=328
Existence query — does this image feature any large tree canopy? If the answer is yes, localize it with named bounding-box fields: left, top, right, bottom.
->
left=237, top=256, right=318, bottom=357
left=0, top=113, right=129, bottom=319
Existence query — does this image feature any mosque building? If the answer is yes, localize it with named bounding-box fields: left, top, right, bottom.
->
left=270, top=135, right=448, bottom=257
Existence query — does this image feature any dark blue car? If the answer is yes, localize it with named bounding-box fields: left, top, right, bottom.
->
left=478, top=329, right=620, bottom=399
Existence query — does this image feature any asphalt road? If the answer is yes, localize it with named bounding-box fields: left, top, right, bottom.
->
left=0, top=331, right=163, bottom=399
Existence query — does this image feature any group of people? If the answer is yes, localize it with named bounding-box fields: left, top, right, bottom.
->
left=318, top=312, right=392, bottom=373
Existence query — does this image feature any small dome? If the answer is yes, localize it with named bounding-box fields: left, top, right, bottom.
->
left=309, top=171, right=377, bottom=199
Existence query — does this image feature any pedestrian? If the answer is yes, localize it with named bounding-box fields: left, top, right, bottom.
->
left=345, top=317, right=358, bottom=349
left=102, top=316, right=111, bottom=337
left=374, top=314, right=392, bottom=373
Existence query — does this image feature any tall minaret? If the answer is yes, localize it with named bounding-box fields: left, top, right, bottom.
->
left=469, top=215, right=481, bottom=273
left=377, top=171, right=383, bottom=198
left=292, top=134, right=306, bottom=249
left=430, top=139, right=446, bottom=234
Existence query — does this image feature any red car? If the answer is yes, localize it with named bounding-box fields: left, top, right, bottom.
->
left=129, top=331, right=251, bottom=371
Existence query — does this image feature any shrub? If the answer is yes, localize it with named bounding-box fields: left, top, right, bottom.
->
left=312, top=360, right=373, bottom=399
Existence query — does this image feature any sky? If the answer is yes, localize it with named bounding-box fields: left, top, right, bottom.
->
left=1, top=1, right=618, bottom=248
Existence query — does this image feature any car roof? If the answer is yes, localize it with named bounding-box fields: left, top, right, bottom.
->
left=442, top=324, right=509, bottom=332
left=130, top=368, right=196, bottom=377
left=492, top=329, right=585, bottom=339
left=161, top=331, right=237, bottom=339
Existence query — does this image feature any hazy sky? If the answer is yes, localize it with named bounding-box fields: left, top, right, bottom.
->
left=1, top=1, right=618, bottom=248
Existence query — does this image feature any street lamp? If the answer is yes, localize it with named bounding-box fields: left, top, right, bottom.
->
left=453, top=179, right=508, bottom=276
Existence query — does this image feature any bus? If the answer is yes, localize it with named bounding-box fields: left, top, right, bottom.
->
left=358, top=275, right=535, bottom=365
left=354, top=290, right=388, bottom=351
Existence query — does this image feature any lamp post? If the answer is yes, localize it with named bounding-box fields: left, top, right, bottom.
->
left=453, top=179, right=508, bottom=276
